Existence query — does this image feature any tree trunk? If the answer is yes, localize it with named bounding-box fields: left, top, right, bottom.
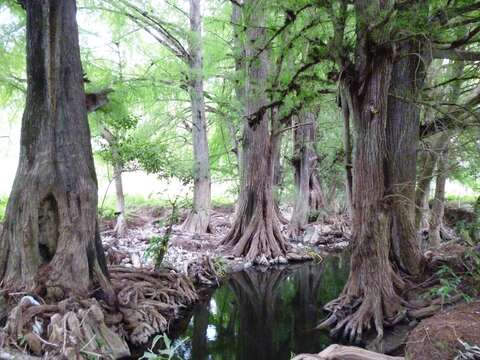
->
left=415, top=133, right=446, bottom=229
left=230, top=0, right=244, bottom=174
left=271, top=115, right=289, bottom=225
left=182, top=0, right=211, bottom=233
left=386, top=40, right=426, bottom=276
left=101, top=128, right=127, bottom=237
left=113, top=161, right=127, bottom=237
left=221, top=0, right=287, bottom=262
left=429, top=141, right=449, bottom=247
left=320, top=1, right=427, bottom=341
left=0, top=0, right=113, bottom=304
left=340, top=89, right=353, bottom=217
left=288, top=112, right=325, bottom=238
left=415, top=146, right=436, bottom=229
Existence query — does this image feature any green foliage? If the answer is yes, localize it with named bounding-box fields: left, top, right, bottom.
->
left=145, top=234, right=170, bottom=268
left=0, top=196, right=7, bottom=221
left=430, top=265, right=464, bottom=302
left=144, top=198, right=183, bottom=268
left=141, top=334, right=187, bottom=360
left=211, top=257, right=227, bottom=278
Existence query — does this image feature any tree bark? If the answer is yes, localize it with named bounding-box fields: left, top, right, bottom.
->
left=386, top=40, right=426, bottom=276
left=101, top=128, right=127, bottom=237
left=320, top=0, right=427, bottom=341
left=221, top=0, right=287, bottom=262
left=415, top=134, right=445, bottom=229
left=113, top=160, right=127, bottom=236
left=340, top=89, right=353, bottom=217
left=230, top=0, right=244, bottom=173
left=182, top=0, right=212, bottom=233
left=288, top=112, right=325, bottom=238
left=0, top=0, right=113, bottom=304
left=429, top=140, right=449, bottom=247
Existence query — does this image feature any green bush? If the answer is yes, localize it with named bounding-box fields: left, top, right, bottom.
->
left=0, top=196, right=8, bottom=222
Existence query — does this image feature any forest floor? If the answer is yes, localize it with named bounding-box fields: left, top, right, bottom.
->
left=100, top=204, right=350, bottom=285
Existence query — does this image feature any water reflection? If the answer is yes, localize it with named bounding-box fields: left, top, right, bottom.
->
left=171, top=256, right=349, bottom=360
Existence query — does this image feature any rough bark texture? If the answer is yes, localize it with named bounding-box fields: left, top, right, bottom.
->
left=182, top=0, right=212, bottom=233
left=320, top=0, right=427, bottom=341
left=386, top=40, right=426, bottom=276
left=230, top=0, right=244, bottom=172
left=288, top=112, right=325, bottom=238
left=221, top=0, right=287, bottom=262
left=340, top=88, right=353, bottom=217
left=429, top=141, right=449, bottom=247
left=415, top=143, right=437, bottom=229
left=0, top=0, right=113, bottom=303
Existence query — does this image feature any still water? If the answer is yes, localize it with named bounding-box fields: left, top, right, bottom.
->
left=168, top=256, right=349, bottom=360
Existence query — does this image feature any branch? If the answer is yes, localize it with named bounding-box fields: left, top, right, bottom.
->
left=432, top=49, right=480, bottom=61
left=86, top=89, right=113, bottom=113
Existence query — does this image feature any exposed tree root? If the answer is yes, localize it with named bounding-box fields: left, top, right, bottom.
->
left=109, top=266, right=198, bottom=344
left=318, top=262, right=407, bottom=344
left=222, top=212, right=288, bottom=263
left=0, top=266, right=198, bottom=359
left=291, top=344, right=404, bottom=360
left=181, top=210, right=211, bottom=234
left=186, top=255, right=221, bottom=286
left=1, top=296, right=130, bottom=359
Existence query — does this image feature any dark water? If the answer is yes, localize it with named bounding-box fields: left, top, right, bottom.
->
left=168, top=256, right=349, bottom=360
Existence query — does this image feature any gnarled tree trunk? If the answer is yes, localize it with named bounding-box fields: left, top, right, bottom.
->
left=0, top=0, right=113, bottom=303
left=386, top=40, right=426, bottom=276
left=221, top=0, right=287, bottom=262
left=182, top=0, right=211, bottom=233
left=320, top=1, right=427, bottom=341
left=288, top=112, right=325, bottom=238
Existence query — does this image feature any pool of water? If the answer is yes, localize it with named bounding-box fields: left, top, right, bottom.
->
left=167, top=255, right=349, bottom=360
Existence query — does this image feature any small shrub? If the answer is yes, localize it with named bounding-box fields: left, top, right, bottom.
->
left=141, top=334, right=187, bottom=360
left=145, top=234, right=169, bottom=269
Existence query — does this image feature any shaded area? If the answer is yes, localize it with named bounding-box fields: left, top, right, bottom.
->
left=170, top=256, right=349, bottom=360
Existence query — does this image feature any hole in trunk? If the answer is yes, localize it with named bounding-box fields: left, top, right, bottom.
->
left=38, top=194, right=60, bottom=262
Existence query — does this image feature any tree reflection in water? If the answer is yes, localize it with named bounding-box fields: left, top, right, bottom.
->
left=171, top=256, right=348, bottom=360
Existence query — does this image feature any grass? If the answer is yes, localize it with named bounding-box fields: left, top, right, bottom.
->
left=98, top=194, right=235, bottom=220
left=0, top=193, right=235, bottom=222
left=446, top=194, right=478, bottom=206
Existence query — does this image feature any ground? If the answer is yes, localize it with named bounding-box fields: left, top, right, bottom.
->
left=405, top=301, right=480, bottom=360
left=101, top=204, right=349, bottom=281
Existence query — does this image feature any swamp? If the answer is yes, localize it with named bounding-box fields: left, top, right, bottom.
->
left=0, top=0, right=480, bottom=359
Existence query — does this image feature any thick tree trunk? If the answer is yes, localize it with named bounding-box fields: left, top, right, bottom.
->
left=271, top=117, right=289, bottom=225
left=386, top=40, right=426, bottom=276
left=221, top=0, right=287, bottom=262
left=182, top=0, right=211, bottom=233
left=230, top=0, right=244, bottom=173
left=429, top=142, right=449, bottom=247
left=340, top=89, right=353, bottom=217
left=321, top=1, right=427, bottom=341
left=0, top=0, right=113, bottom=303
left=288, top=112, right=325, bottom=237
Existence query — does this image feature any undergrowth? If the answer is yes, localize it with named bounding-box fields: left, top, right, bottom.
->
left=141, top=334, right=187, bottom=360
